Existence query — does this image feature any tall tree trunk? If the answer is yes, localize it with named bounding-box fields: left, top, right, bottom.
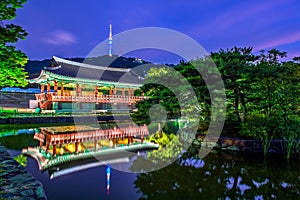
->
left=234, top=88, right=241, bottom=122
left=239, top=91, right=247, bottom=120
left=267, top=84, right=272, bottom=117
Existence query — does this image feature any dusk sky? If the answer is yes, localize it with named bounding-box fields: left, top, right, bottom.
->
left=11, top=0, right=300, bottom=64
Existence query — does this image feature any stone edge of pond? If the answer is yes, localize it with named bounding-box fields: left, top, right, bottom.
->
left=0, top=144, right=47, bottom=200
left=199, top=136, right=300, bottom=156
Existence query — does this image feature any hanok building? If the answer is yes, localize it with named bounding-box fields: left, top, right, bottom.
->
left=30, top=56, right=146, bottom=112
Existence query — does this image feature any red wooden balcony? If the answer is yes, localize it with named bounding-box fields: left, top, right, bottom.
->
left=40, top=125, right=149, bottom=145
left=35, top=93, right=147, bottom=107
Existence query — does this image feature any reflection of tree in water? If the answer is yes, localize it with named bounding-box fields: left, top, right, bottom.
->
left=133, top=151, right=300, bottom=199
left=129, top=134, right=183, bottom=173
left=0, top=134, right=38, bottom=150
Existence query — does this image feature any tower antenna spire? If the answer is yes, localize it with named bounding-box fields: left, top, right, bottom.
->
left=108, top=21, right=113, bottom=57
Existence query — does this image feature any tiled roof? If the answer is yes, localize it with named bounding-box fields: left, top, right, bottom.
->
left=45, top=56, right=143, bottom=84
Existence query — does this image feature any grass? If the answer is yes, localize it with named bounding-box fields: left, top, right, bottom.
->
left=0, top=123, right=75, bottom=130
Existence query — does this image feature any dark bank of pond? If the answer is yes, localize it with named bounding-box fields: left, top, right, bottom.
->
left=1, top=127, right=299, bottom=199
left=0, top=115, right=132, bottom=125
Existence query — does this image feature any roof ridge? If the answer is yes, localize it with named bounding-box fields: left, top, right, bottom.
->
left=52, top=56, right=131, bottom=73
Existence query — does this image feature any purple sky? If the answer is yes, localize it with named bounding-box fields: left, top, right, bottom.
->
left=11, top=0, right=300, bottom=63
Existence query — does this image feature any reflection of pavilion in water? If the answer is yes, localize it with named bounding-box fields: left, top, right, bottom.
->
left=22, top=125, right=159, bottom=176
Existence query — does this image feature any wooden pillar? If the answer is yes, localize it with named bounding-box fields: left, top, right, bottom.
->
left=113, top=138, right=116, bottom=147
left=46, top=142, right=49, bottom=152
left=47, top=83, right=51, bottom=93
left=39, top=141, right=43, bottom=147
left=109, top=88, right=113, bottom=96
left=127, top=136, right=131, bottom=145
left=61, top=82, right=64, bottom=96
left=130, top=89, right=134, bottom=96
left=141, top=136, right=144, bottom=144
left=41, top=85, right=45, bottom=93
left=76, top=83, right=81, bottom=96
left=122, top=88, right=125, bottom=96
left=94, top=140, right=98, bottom=149
left=75, top=142, right=79, bottom=153
left=95, top=85, right=98, bottom=98
left=54, top=81, right=58, bottom=93
left=113, top=87, right=117, bottom=95
left=127, top=88, right=130, bottom=97
left=53, top=145, right=57, bottom=157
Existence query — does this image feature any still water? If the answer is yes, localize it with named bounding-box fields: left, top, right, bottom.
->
left=1, top=128, right=299, bottom=200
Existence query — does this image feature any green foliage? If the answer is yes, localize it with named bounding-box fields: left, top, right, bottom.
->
left=280, top=117, right=300, bottom=159
left=0, top=0, right=28, bottom=88
left=214, top=47, right=300, bottom=158
left=147, top=131, right=182, bottom=162
left=132, top=46, right=300, bottom=158
left=148, top=131, right=176, bottom=147
left=14, top=154, right=27, bottom=166
left=211, top=47, right=257, bottom=125
left=131, top=60, right=212, bottom=131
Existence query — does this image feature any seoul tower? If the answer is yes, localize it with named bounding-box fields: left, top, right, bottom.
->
left=108, top=22, right=113, bottom=57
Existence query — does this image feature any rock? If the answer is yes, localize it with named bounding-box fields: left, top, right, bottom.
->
left=36, top=187, right=47, bottom=198
left=227, top=145, right=239, bottom=151
left=10, top=174, right=34, bottom=184
left=21, top=189, right=35, bottom=197
left=222, top=139, right=233, bottom=147
left=0, top=144, right=47, bottom=200
left=19, top=197, right=36, bottom=200
left=210, top=149, right=219, bottom=154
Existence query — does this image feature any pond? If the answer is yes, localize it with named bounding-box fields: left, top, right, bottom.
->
left=1, top=127, right=299, bottom=199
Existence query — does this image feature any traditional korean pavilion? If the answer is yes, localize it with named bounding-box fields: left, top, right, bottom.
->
left=22, top=124, right=159, bottom=171
left=30, top=56, right=146, bottom=112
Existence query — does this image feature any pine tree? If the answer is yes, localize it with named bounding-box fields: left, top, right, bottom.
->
left=0, top=0, right=28, bottom=88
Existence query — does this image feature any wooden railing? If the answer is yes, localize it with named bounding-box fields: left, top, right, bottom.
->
left=43, top=125, right=149, bottom=145
left=35, top=93, right=147, bottom=106
left=35, top=93, right=52, bottom=109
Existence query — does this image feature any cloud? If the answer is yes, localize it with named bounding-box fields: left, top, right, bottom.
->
left=210, top=1, right=292, bottom=32
left=43, top=30, right=77, bottom=45
left=188, top=0, right=294, bottom=39
left=254, top=30, right=300, bottom=51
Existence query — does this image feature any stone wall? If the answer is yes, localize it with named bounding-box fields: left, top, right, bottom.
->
left=0, top=145, right=47, bottom=199
left=211, top=137, right=299, bottom=156
left=0, top=92, right=36, bottom=108
left=216, top=137, right=284, bottom=153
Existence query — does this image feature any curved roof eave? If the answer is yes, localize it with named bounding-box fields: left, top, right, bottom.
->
left=29, top=70, right=142, bottom=88
left=52, top=56, right=131, bottom=73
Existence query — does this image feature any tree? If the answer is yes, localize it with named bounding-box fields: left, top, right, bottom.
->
left=131, top=60, right=213, bottom=133
left=211, top=47, right=257, bottom=123
left=0, top=0, right=28, bottom=88
left=240, top=49, right=300, bottom=156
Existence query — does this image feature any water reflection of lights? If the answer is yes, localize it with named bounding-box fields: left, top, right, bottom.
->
left=106, top=165, right=111, bottom=195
